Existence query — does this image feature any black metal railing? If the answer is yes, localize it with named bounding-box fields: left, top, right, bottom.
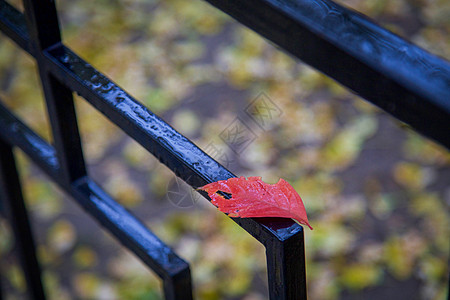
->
left=0, top=0, right=448, bottom=300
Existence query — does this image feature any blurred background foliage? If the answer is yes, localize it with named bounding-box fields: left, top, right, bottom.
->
left=0, top=0, right=449, bottom=299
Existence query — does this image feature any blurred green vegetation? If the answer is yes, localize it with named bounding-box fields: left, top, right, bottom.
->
left=0, top=0, right=449, bottom=299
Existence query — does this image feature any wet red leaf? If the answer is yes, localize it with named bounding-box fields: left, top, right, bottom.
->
left=198, top=176, right=313, bottom=230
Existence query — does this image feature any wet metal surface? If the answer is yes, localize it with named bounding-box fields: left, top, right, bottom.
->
left=0, top=2, right=305, bottom=297
left=44, top=44, right=304, bottom=243
left=72, top=177, right=193, bottom=283
left=204, top=0, right=450, bottom=149
left=0, top=101, right=59, bottom=178
left=24, top=0, right=87, bottom=184
left=0, top=102, right=193, bottom=299
left=0, top=141, right=46, bottom=300
left=0, top=1, right=31, bottom=54
left=3, top=0, right=448, bottom=299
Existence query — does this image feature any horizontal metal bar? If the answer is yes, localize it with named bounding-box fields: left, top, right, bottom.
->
left=0, top=1, right=31, bottom=55
left=0, top=102, right=192, bottom=298
left=203, top=0, right=450, bottom=149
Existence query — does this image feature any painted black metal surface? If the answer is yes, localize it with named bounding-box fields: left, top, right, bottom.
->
left=46, top=45, right=232, bottom=188
left=203, top=0, right=450, bottom=149
left=0, top=102, right=59, bottom=178
left=23, top=0, right=87, bottom=184
left=1, top=0, right=449, bottom=149
left=0, top=101, right=193, bottom=300
left=45, top=43, right=306, bottom=296
left=0, top=1, right=304, bottom=240
left=3, top=0, right=448, bottom=299
left=71, top=178, right=193, bottom=300
left=0, top=140, right=46, bottom=300
left=0, top=1, right=30, bottom=54
left=72, top=178, right=191, bottom=279
left=0, top=1, right=306, bottom=298
left=43, top=43, right=304, bottom=244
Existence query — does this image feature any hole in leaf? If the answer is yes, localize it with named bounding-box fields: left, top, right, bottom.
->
left=216, top=191, right=232, bottom=199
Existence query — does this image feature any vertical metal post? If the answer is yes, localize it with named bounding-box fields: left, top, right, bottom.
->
left=163, top=268, right=194, bottom=300
left=22, top=0, right=86, bottom=184
left=265, top=230, right=307, bottom=300
left=0, top=140, right=46, bottom=299
left=0, top=275, right=3, bottom=300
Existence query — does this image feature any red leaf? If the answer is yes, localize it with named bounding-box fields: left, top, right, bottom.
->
left=198, top=176, right=313, bottom=230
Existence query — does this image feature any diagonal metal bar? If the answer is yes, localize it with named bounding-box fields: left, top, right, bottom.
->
left=43, top=45, right=305, bottom=299
left=0, top=3, right=307, bottom=291
left=0, top=140, right=46, bottom=300
left=0, top=1, right=31, bottom=55
left=43, top=44, right=303, bottom=243
left=0, top=99, right=303, bottom=300
left=0, top=101, right=60, bottom=182
left=0, top=0, right=305, bottom=245
left=0, top=3, right=306, bottom=298
left=72, top=178, right=193, bottom=300
left=1, top=0, right=449, bottom=298
left=0, top=102, right=193, bottom=300
left=202, top=0, right=450, bottom=149
left=0, top=21, right=306, bottom=296
left=22, top=0, right=86, bottom=184
left=2, top=0, right=449, bottom=150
